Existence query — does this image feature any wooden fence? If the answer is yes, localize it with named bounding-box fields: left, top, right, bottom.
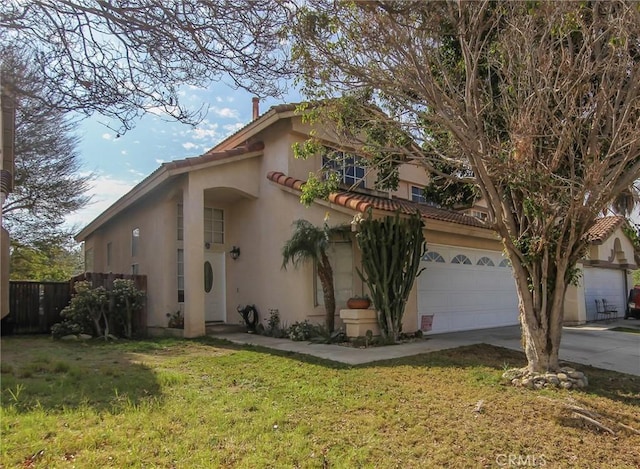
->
left=6, top=273, right=147, bottom=335
left=8, top=281, right=71, bottom=334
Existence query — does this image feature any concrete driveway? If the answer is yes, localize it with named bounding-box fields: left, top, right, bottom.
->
left=214, top=319, right=640, bottom=375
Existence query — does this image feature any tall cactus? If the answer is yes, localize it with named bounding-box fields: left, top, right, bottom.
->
left=356, top=210, right=425, bottom=342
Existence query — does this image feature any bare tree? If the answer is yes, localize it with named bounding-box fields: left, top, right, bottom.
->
left=0, top=0, right=294, bottom=132
left=291, top=1, right=640, bottom=373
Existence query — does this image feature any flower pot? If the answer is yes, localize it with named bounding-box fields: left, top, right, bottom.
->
left=347, top=297, right=371, bottom=309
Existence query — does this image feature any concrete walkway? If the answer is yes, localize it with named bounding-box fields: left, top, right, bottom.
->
left=213, top=319, right=640, bottom=376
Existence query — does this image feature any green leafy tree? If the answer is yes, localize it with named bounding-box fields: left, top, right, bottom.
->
left=111, top=279, right=145, bottom=339
left=1, top=49, right=92, bottom=247
left=356, top=211, right=425, bottom=342
left=10, top=239, right=83, bottom=281
left=291, top=1, right=640, bottom=373
left=282, top=219, right=342, bottom=332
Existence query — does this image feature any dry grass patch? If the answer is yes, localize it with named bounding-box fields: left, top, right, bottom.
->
left=1, top=336, right=638, bottom=468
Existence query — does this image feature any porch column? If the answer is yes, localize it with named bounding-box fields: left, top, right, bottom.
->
left=183, top=175, right=206, bottom=337
left=563, top=264, right=587, bottom=325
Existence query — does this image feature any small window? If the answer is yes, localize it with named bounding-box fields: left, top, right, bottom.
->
left=204, top=261, right=213, bottom=293
left=131, top=263, right=139, bottom=275
left=177, top=249, right=184, bottom=301
left=477, top=256, right=495, bottom=266
left=204, top=208, right=224, bottom=245
left=499, top=258, right=511, bottom=267
left=132, top=228, right=140, bottom=257
left=322, top=152, right=366, bottom=188
left=451, top=254, right=472, bottom=265
left=177, top=204, right=184, bottom=241
left=422, top=251, right=445, bottom=263
left=106, top=242, right=112, bottom=268
left=472, top=210, right=488, bottom=221
left=85, top=247, right=94, bottom=272
left=411, top=186, right=427, bottom=204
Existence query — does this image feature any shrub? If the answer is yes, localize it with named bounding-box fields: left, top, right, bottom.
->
left=288, top=320, right=316, bottom=341
left=51, top=280, right=145, bottom=339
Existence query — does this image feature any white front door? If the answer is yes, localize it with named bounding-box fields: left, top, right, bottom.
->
left=204, top=251, right=226, bottom=322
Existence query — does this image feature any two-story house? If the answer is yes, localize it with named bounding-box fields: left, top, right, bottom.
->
left=75, top=102, right=637, bottom=338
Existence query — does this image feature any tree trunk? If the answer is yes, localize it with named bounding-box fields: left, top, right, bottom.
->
left=318, top=252, right=336, bottom=332
left=511, top=253, right=568, bottom=373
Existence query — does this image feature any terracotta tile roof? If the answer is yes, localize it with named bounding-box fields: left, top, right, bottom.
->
left=586, top=215, right=626, bottom=243
left=266, top=171, right=488, bottom=229
left=162, top=141, right=264, bottom=170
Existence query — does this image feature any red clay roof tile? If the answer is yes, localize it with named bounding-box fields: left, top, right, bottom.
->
left=163, top=141, right=264, bottom=171
left=266, top=171, right=488, bottom=229
left=586, top=215, right=626, bottom=243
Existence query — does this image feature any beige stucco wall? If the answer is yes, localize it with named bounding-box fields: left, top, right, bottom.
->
left=82, top=182, right=179, bottom=328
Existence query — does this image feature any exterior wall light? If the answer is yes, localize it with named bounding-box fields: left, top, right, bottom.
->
left=230, top=246, right=241, bottom=260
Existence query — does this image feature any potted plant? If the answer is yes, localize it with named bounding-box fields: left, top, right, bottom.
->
left=347, top=295, right=371, bottom=309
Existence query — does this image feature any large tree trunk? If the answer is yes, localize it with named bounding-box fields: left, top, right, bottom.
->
left=510, top=252, right=569, bottom=373
left=318, top=251, right=336, bottom=332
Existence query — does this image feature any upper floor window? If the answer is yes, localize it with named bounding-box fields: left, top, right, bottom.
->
left=131, top=228, right=140, bottom=257
left=322, top=152, right=366, bottom=188
left=106, top=242, right=112, bottom=268
left=471, top=210, right=489, bottom=222
left=411, top=186, right=427, bottom=204
left=85, top=247, right=94, bottom=272
left=204, top=208, right=224, bottom=245
left=177, top=204, right=184, bottom=240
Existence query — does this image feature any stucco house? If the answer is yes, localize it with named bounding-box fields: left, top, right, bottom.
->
left=75, top=101, right=638, bottom=338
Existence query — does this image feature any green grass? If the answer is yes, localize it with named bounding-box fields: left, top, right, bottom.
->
left=609, top=327, right=640, bottom=334
left=1, top=336, right=639, bottom=468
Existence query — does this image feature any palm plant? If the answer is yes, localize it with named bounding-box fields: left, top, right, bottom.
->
left=282, top=219, right=338, bottom=332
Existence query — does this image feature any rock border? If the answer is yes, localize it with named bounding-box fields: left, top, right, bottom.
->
left=503, top=367, right=588, bottom=390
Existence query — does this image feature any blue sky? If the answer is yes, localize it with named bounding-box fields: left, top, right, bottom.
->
left=68, top=84, right=299, bottom=232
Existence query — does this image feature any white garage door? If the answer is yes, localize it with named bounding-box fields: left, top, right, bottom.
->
left=417, top=245, right=519, bottom=334
left=583, top=267, right=626, bottom=322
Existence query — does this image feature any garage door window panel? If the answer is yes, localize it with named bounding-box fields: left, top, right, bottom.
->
left=451, top=254, right=472, bottom=265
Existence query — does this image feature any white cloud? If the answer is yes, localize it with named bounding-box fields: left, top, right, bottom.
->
left=182, top=142, right=199, bottom=150
left=155, top=158, right=165, bottom=164
left=102, top=133, right=113, bottom=141
left=190, top=122, right=219, bottom=141
left=128, top=169, right=146, bottom=177
left=223, top=123, right=244, bottom=134
left=212, top=107, right=240, bottom=119
left=121, top=150, right=128, bottom=156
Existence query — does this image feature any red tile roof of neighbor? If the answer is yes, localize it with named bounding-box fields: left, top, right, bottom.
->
left=266, top=171, right=488, bottom=229
left=162, top=141, right=265, bottom=170
left=586, top=215, right=626, bottom=243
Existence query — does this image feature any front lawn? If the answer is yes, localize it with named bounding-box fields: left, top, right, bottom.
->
left=1, top=336, right=639, bottom=468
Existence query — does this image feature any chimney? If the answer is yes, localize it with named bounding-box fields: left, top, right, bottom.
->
left=252, top=97, right=260, bottom=121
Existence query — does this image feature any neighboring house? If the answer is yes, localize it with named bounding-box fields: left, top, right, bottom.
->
left=75, top=102, right=638, bottom=337
left=1, top=79, right=16, bottom=319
